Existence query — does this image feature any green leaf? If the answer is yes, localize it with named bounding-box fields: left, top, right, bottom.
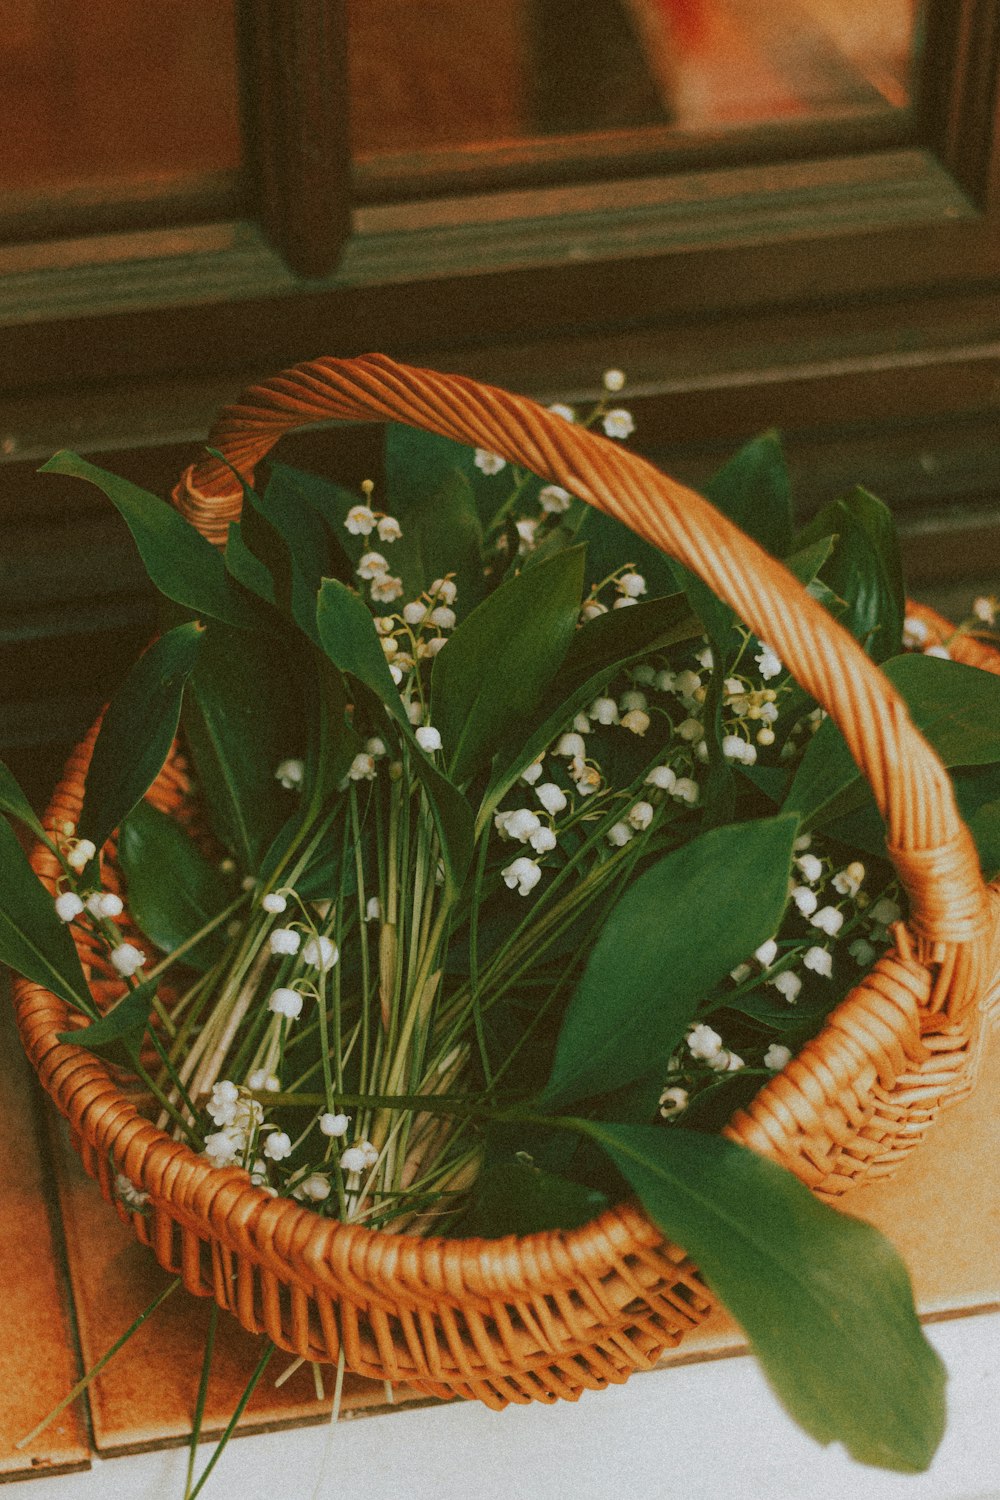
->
left=574, top=505, right=680, bottom=601
left=582, top=1123, right=945, bottom=1473
left=674, top=433, right=793, bottom=648
left=40, top=452, right=254, bottom=629
left=80, top=623, right=204, bottom=856
left=316, top=579, right=409, bottom=731
left=432, top=547, right=586, bottom=786
left=457, top=1160, right=608, bottom=1237
left=384, top=421, right=479, bottom=517
left=58, top=978, right=157, bottom=1066
left=0, top=761, right=51, bottom=846
left=479, top=594, right=699, bottom=827
left=118, top=801, right=231, bottom=971
left=796, top=488, right=904, bottom=662
left=541, top=813, right=799, bottom=1109
left=182, top=622, right=302, bottom=871
left=391, top=470, right=486, bottom=612
left=0, top=818, right=95, bottom=1015
left=785, top=654, right=1000, bottom=830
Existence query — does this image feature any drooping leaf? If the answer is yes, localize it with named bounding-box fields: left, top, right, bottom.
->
left=581, top=1122, right=946, bottom=1474
left=0, top=818, right=95, bottom=1016
left=182, top=622, right=302, bottom=872
left=431, top=546, right=586, bottom=786
left=118, top=801, right=232, bottom=971
left=785, top=654, right=1000, bottom=830
left=540, top=813, right=799, bottom=1109
left=796, top=488, right=904, bottom=662
left=0, top=761, right=51, bottom=846
left=58, top=977, right=157, bottom=1066
left=457, top=1160, right=608, bottom=1237
left=80, top=622, right=204, bottom=856
left=316, top=578, right=410, bottom=731
left=39, top=452, right=254, bottom=629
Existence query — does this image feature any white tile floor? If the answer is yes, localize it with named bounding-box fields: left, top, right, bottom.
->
left=10, top=1311, right=999, bottom=1500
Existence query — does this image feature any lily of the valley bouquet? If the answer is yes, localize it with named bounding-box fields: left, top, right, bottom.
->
left=5, top=369, right=1000, bottom=1480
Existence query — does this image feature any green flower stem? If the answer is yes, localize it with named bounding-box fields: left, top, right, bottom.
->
left=484, top=467, right=536, bottom=538
left=185, top=1342, right=274, bottom=1500
left=183, top=1300, right=218, bottom=1500
left=141, top=892, right=249, bottom=990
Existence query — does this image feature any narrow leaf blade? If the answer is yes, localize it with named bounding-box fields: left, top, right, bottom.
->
left=0, top=820, right=94, bottom=1014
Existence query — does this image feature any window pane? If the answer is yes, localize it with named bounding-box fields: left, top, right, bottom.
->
left=0, top=0, right=241, bottom=194
left=349, top=0, right=918, bottom=159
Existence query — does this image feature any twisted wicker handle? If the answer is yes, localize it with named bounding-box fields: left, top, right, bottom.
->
left=174, top=354, right=994, bottom=1015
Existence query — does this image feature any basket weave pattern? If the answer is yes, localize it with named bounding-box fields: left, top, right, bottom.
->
left=13, top=358, right=1000, bottom=1407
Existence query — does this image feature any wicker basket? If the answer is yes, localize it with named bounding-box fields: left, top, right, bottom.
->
left=13, top=356, right=1000, bottom=1410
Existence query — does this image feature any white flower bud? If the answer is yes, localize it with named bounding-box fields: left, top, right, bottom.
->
left=803, top=946, right=833, bottom=978
left=672, top=777, right=699, bottom=805
left=275, top=759, right=305, bottom=790
left=535, top=782, right=567, bottom=816
left=581, top=600, right=607, bottom=621
left=501, top=856, right=542, bottom=896
left=429, top=606, right=456, bottom=631
left=902, top=617, right=930, bottom=648
left=529, top=825, right=557, bottom=854
left=319, top=1112, right=350, bottom=1137
left=602, top=408, right=635, bottom=439
left=547, top=403, right=575, bottom=421
left=589, top=696, right=619, bottom=726
left=687, top=1023, right=723, bottom=1061
left=602, top=368, right=626, bottom=392
left=555, top=732, right=586, bottom=758
left=348, top=752, right=377, bottom=782
left=402, top=601, right=428, bottom=625
left=66, top=839, right=97, bottom=873
left=345, top=504, right=376, bottom=535
left=370, top=573, right=403, bottom=604
left=621, top=709, right=650, bottom=736
left=269, top=987, right=303, bottom=1019
left=645, top=765, right=676, bottom=792
left=539, top=485, right=571, bottom=513
left=770, top=970, right=802, bottom=1003
left=55, top=891, right=85, bottom=923
left=617, top=572, right=647, bottom=598
left=340, top=1146, right=369, bottom=1174
left=110, top=942, right=146, bottom=977
left=796, top=853, right=823, bottom=883
left=791, top=886, right=818, bottom=917
left=365, top=896, right=382, bottom=921
left=754, top=643, right=782, bottom=681
left=263, top=1131, right=292, bottom=1162
left=765, top=1043, right=793, bottom=1071
left=301, top=1173, right=332, bottom=1202
left=356, top=550, right=388, bottom=579
left=627, top=800, right=654, bottom=831
left=474, top=449, right=506, bottom=474
left=810, top=906, right=844, bottom=937
left=681, top=719, right=705, bottom=743
left=377, top=515, right=402, bottom=543
left=754, top=938, right=778, bottom=967
left=261, top=892, right=287, bottom=914
left=415, top=725, right=442, bottom=753
left=520, top=758, right=544, bottom=785
left=269, top=927, right=301, bottom=956
left=613, top=596, right=637, bottom=609
left=502, top=808, right=542, bottom=843
left=430, top=577, right=458, bottom=605
left=302, top=936, right=339, bottom=971
left=85, top=891, right=124, bottom=919
left=658, top=1086, right=688, bottom=1119
left=607, top=821, right=634, bottom=847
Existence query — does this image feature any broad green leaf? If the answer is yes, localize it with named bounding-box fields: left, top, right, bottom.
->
left=457, top=1160, right=608, bottom=1237
left=0, top=760, right=50, bottom=846
left=40, top=452, right=254, bottom=629
left=316, top=579, right=409, bottom=730
left=267, top=464, right=366, bottom=575
left=390, top=470, right=486, bottom=612
left=58, top=977, right=157, bottom=1066
left=582, top=1123, right=945, bottom=1473
left=541, top=813, right=799, bottom=1109
left=80, top=623, right=203, bottom=856
left=785, top=654, right=1000, bottom=830
left=680, top=433, right=793, bottom=647
left=239, top=469, right=335, bottom=640
left=224, top=520, right=276, bottom=606
left=182, top=622, right=302, bottom=871
left=796, top=488, right=904, bottom=662
left=385, top=421, right=482, bottom=520
left=0, top=818, right=95, bottom=1015
left=479, top=593, right=699, bottom=828
left=118, top=801, right=231, bottom=971
left=575, top=505, right=681, bottom=601
left=432, top=546, right=586, bottom=786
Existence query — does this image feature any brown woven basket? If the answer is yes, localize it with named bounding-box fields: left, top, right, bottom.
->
left=13, top=356, right=1000, bottom=1410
